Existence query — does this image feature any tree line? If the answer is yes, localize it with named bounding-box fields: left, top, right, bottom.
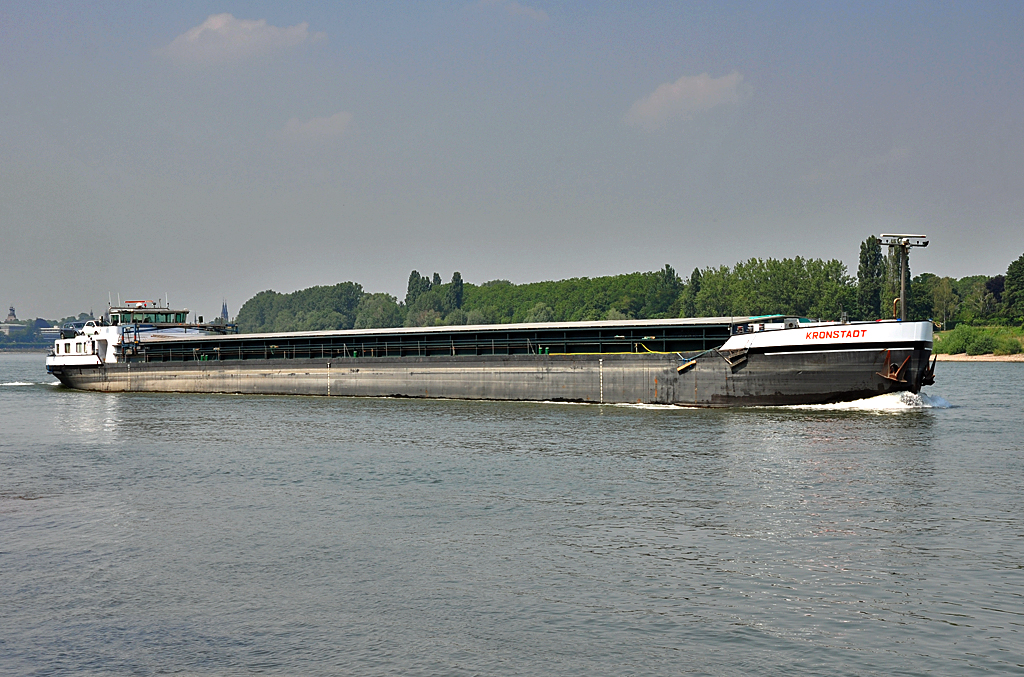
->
left=10, top=243, right=1019, bottom=345
left=235, top=242, right=1024, bottom=334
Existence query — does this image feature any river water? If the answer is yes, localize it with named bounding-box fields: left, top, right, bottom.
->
left=1, top=352, right=1021, bottom=676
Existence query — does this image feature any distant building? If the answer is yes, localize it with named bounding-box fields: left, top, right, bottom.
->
left=221, top=300, right=229, bottom=322
left=1, top=306, right=22, bottom=335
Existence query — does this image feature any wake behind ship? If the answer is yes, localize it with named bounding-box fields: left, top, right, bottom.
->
left=47, top=305, right=936, bottom=407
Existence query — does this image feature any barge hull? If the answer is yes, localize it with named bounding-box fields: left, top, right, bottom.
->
left=49, top=347, right=931, bottom=407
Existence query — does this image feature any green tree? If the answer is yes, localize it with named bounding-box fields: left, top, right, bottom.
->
left=524, top=302, right=554, bottom=323
left=687, top=257, right=854, bottom=319
left=985, top=275, right=1005, bottom=304
left=931, top=277, right=958, bottom=327
left=465, top=308, right=493, bottom=325
left=639, top=264, right=681, bottom=318
left=235, top=290, right=281, bottom=332
left=671, top=267, right=701, bottom=317
left=805, top=258, right=857, bottom=320
left=405, top=308, right=442, bottom=327
left=857, top=236, right=884, bottom=319
left=354, top=293, right=404, bottom=329
left=405, top=286, right=444, bottom=319
left=908, top=273, right=938, bottom=321
left=405, top=270, right=432, bottom=306
left=443, top=271, right=464, bottom=314
left=693, top=266, right=732, bottom=316
left=462, top=272, right=654, bottom=323
left=1004, top=252, right=1024, bottom=321
left=953, top=275, right=988, bottom=325
left=236, top=282, right=363, bottom=333
left=444, top=308, right=468, bottom=325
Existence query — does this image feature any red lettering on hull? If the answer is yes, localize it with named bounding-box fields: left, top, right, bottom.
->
left=804, top=329, right=866, bottom=340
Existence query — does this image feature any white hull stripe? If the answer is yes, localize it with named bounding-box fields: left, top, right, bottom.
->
left=763, top=347, right=919, bottom=356
left=748, top=341, right=929, bottom=356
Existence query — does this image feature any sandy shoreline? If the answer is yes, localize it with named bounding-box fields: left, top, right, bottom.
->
left=934, top=353, right=1024, bottom=362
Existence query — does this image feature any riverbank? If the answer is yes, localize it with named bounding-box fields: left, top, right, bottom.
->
left=934, top=325, right=1023, bottom=357
left=934, top=353, right=1024, bottom=362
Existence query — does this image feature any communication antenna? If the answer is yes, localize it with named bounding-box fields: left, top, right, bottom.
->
left=879, top=234, right=928, bottom=321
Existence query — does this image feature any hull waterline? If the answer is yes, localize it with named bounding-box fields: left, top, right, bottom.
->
left=48, top=343, right=932, bottom=407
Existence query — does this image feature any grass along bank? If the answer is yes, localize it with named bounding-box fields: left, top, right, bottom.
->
left=933, top=325, right=1024, bottom=356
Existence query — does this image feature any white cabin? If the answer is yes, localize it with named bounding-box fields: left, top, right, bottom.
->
left=47, top=300, right=196, bottom=368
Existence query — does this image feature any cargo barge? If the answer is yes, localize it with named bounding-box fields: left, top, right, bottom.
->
left=46, top=308, right=935, bottom=407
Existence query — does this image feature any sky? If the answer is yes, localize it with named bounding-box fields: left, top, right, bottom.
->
left=2, top=1, right=1022, bottom=320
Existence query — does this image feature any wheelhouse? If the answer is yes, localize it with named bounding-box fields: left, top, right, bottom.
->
left=107, top=301, right=190, bottom=326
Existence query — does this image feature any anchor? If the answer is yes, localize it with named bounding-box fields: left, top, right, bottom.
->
left=718, top=348, right=748, bottom=370
left=876, top=349, right=911, bottom=383
left=920, top=354, right=937, bottom=387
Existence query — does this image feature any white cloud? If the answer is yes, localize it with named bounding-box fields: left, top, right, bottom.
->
left=478, top=0, right=549, bottom=22
left=281, top=112, right=354, bottom=141
left=624, top=71, right=749, bottom=130
left=160, top=14, right=325, bottom=65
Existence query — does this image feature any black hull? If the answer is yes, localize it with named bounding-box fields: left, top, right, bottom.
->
left=49, top=345, right=932, bottom=407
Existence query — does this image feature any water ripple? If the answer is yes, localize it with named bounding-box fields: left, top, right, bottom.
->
left=0, top=355, right=1021, bottom=675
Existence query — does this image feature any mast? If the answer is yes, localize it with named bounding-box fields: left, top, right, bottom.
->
left=880, top=234, right=928, bottom=320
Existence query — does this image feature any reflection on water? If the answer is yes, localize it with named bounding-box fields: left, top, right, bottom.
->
left=49, top=390, right=125, bottom=441
left=1, top=354, right=1022, bottom=676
